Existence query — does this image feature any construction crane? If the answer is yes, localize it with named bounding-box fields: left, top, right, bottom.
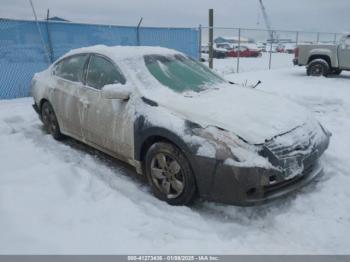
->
left=258, top=0, right=276, bottom=42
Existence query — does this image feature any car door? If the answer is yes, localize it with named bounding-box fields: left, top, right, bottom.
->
left=338, top=36, right=350, bottom=69
left=51, top=54, right=89, bottom=138
left=79, top=54, right=134, bottom=160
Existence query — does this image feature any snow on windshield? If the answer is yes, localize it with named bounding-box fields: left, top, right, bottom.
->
left=143, top=54, right=225, bottom=93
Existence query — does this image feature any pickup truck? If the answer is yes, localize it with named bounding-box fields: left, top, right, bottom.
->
left=293, top=34, right=350, bottom=76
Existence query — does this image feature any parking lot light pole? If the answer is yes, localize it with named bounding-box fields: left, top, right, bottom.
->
left=208, top=9, right=214, bottom=69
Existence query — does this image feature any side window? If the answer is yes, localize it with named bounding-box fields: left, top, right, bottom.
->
left=54, top=54, right=88, bottom=82
left=86, top=55, right=126, bottom=90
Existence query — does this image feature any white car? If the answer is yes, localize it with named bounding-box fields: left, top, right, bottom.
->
left=31, top=45, right=330, bottom=206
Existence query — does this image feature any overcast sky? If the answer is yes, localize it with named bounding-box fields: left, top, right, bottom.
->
left=1, top=0, right=349, bottom=33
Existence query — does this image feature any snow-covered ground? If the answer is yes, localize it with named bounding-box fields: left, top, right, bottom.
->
left=1, top=65, right=350, bottom=254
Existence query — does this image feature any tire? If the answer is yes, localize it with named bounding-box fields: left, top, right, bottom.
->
left=145, top=142, right=197, bottom=205
left=330, top=69, right=342, bottom=75
left=307, top=59, right=330, bottom=76
left=41, top=101, right=63, bottom=140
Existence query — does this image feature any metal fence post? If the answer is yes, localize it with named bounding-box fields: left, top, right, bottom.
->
left=236, top=28, right=241, bottom=73
left=296, top=31, right=299, bottom=45
left=136, top=17, right=143, bottom=46
left=316, top=32, right=320, bottom=43
left=334, top=33, right=337, bottom=44
left=268, top=31, right=273, bottom=70
left=198, top=24, right=202, bottom=60
left=29, top=0, right=51, bottom=65
left=208, top=9, right=214, bottom=69
left=46, top=9, right=54, bottom=63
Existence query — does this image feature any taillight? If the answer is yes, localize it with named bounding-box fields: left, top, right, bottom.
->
left=294, top=47, right=299, bottom=57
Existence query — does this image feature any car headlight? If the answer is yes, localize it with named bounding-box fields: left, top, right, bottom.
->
left=192, top=126, right=275, bottom=169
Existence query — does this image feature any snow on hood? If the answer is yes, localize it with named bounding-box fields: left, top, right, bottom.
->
left=145, top=84, right=314, bottom=145
left=111, top=51, right=315, bottom=145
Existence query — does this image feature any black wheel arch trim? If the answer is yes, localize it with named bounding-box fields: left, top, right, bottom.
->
left=134, top=115, right=197, bottom=162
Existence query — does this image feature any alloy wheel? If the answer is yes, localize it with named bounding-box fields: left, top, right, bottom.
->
left=150, top=152, right=185, bottom=199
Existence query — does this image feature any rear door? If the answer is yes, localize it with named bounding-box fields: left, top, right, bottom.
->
left=51, top=54, right=89, bottom=138
left=79, top=54, right=134, bottom=160
left=338, top=36, right=350, bottom=69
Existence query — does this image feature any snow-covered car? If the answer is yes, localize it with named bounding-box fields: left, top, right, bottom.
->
left=30, top=45, right=331, bottom=206
left=227, top=46, right=262, bottom=58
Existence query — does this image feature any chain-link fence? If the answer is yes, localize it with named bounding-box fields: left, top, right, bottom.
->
left=0, top=18, right=200, bottom=99
left=199, top=26, right=343, bottom=74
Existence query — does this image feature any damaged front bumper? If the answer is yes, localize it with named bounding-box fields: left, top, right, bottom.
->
left=190, top=126, right=330, bottom=206
left=193, top=154, right=324, bottom=206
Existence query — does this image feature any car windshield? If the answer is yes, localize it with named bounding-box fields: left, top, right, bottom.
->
left=144, top=54, right=225, bottom=93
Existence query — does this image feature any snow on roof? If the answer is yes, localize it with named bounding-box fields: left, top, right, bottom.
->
left=62, top=45, right=181, bottom=61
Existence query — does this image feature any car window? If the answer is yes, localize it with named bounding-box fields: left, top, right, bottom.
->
left=54, top=54, right=88, bottom=82
left=86, top=55, right=126, bottom=90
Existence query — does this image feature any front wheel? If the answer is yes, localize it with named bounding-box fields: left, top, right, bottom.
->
left=145, top=142, right=197, bottom=205
left=41, top=101, right=63, bottom=140
left=307, top=59, right=330, bottom=76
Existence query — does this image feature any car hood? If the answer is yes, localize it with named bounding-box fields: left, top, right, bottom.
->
left=148, top=84, right=314, bottom=144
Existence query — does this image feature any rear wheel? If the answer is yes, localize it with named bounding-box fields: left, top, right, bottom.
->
left=41, top=101, right=63, bottom=140
left=145, top=142, right=196, bottom=205
left=307, top=59, right=330, bottom=76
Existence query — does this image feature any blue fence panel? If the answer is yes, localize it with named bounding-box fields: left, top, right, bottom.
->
left=48, top=23, right=139, bottom=60
left=139, top=27, right=199, bottom=60
left=0, top=18, right=199, bottom=99
left=0, top=19, right=50, bottom=99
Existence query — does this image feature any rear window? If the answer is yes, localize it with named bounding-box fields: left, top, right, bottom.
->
left=86, top=55, right=126, bottom=90
left=54, top=54, right=88, bottom=82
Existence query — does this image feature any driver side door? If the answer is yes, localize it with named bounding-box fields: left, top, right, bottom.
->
left=79, top=54, right=134, bottom=160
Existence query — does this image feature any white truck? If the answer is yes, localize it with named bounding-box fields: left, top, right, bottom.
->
left=293, top=34, right=350, bottom=76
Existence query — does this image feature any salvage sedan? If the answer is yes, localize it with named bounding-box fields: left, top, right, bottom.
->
left=31, top=45, right=331, bottom=206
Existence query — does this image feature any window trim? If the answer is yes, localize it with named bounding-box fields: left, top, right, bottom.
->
left=83, top=53, right=126, bottom=91
left=51, top=53, right=90, bottom=84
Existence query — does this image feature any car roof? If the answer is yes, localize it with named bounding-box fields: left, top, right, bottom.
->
left=60, top=45, right=181, bottom=61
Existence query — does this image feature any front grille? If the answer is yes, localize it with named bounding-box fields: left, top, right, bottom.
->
left=264, top=125, right=318, bottom=160
left=264, top=161, right=316, bottom=196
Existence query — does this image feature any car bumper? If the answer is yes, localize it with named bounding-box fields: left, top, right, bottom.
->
left=191, top=133, right=329, bottom=206
left=293, top=58, right=298, bottom=65
left=192, top=156, right=323, bottom=206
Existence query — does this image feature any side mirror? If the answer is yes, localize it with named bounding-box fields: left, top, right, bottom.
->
left=101, top=84, right=131, bottom=100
